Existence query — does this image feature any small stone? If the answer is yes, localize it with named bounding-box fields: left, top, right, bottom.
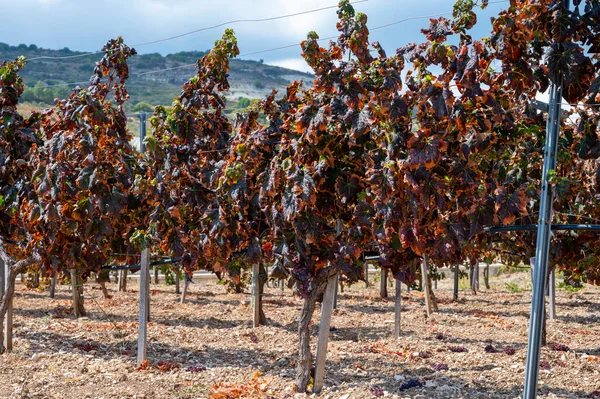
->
left=394, top=375, right=406, bottom=381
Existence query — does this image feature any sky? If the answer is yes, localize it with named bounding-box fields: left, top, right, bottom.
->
left=0, top=0, right=511, bottom=73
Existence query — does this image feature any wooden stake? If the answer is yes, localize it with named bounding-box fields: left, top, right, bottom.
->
left=33, top=270, right=40, bottom=288
left=421, top=255, right=432, bottom=317
left=137, top=248, right=150, bottom=367
left=180, top=274, right=189, bottom=304
left=394, top=278, right=401, bottom=339
left=49, top=273, right=56, bottom=298
left=1, top=258, right=9, bottom=351
left=453, top=263, right=459, bottom=301
left=154, top=265, right=159, bottom=284
left=0, top=257, right=5, bottom=298
left=364, top=261, right=369, bottom=288
left=5, top=301, right=12, bottom=352
left=379, top=268, right=387, bottom=298
left=118, top=269, right=128, bottom=292
left=530, top=257, right=535, bottom=284
left=313, top=274, right=337, bottom=393
left=251, top=263, right=260, bottom=328
left=483, top=263, right=490, bottom=289
left=70, top=269, right=81, bottom=318
left=333, top=274, right=339, bottom=310
left=470, top=263, right=477, bottom=294
left=175, top=270, right=180, bottom=294
left=548, top=269, right=556, bottom=320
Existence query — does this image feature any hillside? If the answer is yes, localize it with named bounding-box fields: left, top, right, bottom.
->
left=0, top=42, right=313, bottom=109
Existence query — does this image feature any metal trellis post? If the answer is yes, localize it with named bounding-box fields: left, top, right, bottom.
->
left=139, top=112, right=147, bottom=153
left=137, top=248, right=150, bottom=366
left=523, top=2, right=567, bottom=394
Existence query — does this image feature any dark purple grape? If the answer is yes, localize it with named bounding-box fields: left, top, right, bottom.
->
left=435, top=333, right=448, bottom=340
left=448, top=345, right=468, bottom=353
left=186, top=365, right=206, bottom=373
left=430, top=363, right=449, bottom=371
left=588, top=391, right=600, bottom=398
left=549, top=342, right=570, bottom=352
left=244, top=332, right=259, bottom=343
left=540, top=360, right=551, bottom=370
left=484, top=344, right=497, bottom=353
left=418, top=351, right=432, bottom=359
left=400, top=379, right=423, bottom=391
left=504, top=346, right=516, bottom=355
left=371, top=386, right=384, bottom=397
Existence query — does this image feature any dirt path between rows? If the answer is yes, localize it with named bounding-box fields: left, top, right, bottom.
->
left=0, top=271, right=599, bottom=399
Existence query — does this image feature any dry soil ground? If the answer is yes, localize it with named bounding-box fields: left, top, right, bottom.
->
left=0, top=270, right=599, bottom=399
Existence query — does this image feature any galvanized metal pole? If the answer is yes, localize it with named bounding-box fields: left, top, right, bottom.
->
left=137, top=248, right=150, bottom=366
left=548, top=269, right=556, bottom=319
left=394, top=278, right=401, bottom=338
left=3, top=259, right=12, bottom=351
left=523, top=5, right=567, bottom=392
left=251, top=263, right=260, bottom=328
left=139, top=112, right=147, bottom=153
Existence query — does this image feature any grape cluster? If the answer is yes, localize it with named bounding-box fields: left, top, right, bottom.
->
left=74, top=342, right=96, bottom=352
left=549, top=342, right=570, bottom=352
left=539, top=360, right=551, bottom=370
left=430, top=363, right=449, bottom=372
left=503, top=346, right=516, bottom=356
left=484, top=344, right=498, bottom=353
left=400, top=379, right=424, bottom=391
left=448, top=345, right=468, bottom=353
left=370, top=386, right=384, bottom=397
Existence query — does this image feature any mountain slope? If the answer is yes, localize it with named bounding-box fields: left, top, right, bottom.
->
left=0, top=43, right=313, bottom=107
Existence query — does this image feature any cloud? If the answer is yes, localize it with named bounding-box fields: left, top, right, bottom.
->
left=269, top=58, right=313, bottom=74
left=0, top=0, right=512, bottom=72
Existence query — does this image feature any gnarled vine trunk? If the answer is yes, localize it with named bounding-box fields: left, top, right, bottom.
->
left=70, top=269, right=86, bottom=318
left=427, top=274, right=439, bottom=312
left=295, top=271, right=335, bottom=393
left=96, top=269, right=111, bottom=299
left=483, top=263, right=490, bottom=290
left=0, top=244, right=38, bottom=353
left=49, top=266, right=57, bottom=299
left=379, top=268, right=388, bottom=298
left=258, top=263, right=267, bottom=325
left=118, top=269, right=128, bottom=292
left=296, top=297, right=317, bottom=392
